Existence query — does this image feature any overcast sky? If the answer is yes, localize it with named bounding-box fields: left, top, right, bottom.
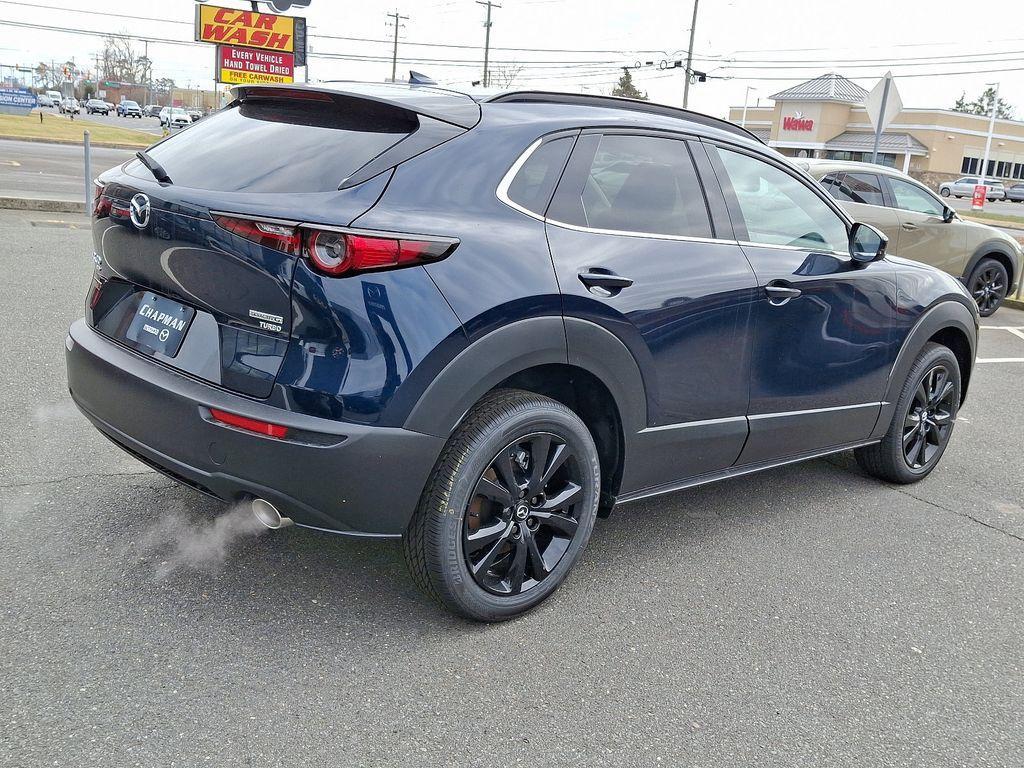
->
left=2, top=0, right=1024, bottom=118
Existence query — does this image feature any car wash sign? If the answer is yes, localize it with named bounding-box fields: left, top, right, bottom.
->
left=217, top=44, right=294, bottom=84
left=196, top=4, right=306, bottom=64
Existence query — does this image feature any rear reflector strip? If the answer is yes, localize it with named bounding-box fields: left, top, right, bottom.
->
left=209, top=408, right=289, bottom=439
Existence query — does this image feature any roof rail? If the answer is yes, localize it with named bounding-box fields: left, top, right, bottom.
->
left=485, top=90, right=763, bottom=144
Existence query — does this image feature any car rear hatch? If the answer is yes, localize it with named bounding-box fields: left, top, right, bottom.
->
left=89, top=84, right=478, bottom=399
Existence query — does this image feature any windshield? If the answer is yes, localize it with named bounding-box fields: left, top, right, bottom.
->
left=124, top=101, right=138, bottom=108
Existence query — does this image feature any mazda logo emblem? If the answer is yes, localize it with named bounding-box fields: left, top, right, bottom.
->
left=129, top=193, right=151, bottom=229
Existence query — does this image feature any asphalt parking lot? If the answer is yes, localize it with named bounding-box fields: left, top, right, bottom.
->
left=1, top=208, right=1021, bottom=767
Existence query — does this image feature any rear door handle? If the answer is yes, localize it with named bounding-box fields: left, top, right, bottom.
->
left=901, top=222, right=918, bottom=231
left=764, top=281, right=801, bottom=306
left=578, top=270, right=634, bottom=292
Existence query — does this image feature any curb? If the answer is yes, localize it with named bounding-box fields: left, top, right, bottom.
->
left=0, top=196, right=85, bottom=213
left=0, top=134, right=150, bottom=150
left=1004, top=297, right=1024, bottom=311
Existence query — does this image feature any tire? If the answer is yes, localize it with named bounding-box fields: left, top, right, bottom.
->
left=403, top=388, right=602, bottom=622
left=967, top=257, right=1009, bottom=316
left=955, top=195, right=962, bottom=199
left=855, top=343, right=960, bottom=484
left=940, top=188, right=950, bottom=197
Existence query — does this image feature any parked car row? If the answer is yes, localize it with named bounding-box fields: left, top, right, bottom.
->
left=799, top=159, right=1020, bottom=316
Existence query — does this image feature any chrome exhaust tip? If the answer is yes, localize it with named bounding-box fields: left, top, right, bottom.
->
left=251, top=498, right=293, bottom=530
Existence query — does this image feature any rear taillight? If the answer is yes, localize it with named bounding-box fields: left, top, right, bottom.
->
left=213, top=214, right=456, bottom=277
left=305, top=230, right=449, bottom=276
left=93, top=181, right=111, bottom=218
left=209, top=408, right=289, bottom=439
left=213, top=215, right=302, bottom=256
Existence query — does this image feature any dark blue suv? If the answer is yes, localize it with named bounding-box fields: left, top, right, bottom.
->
left=67, top=83, right=978, bottom=620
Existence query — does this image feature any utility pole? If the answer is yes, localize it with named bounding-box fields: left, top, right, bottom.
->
left=386, top=10, right=408, bottom=83
left=682, top=0, right=699, bottom=108
left=476, top=0, right=501, bottom=88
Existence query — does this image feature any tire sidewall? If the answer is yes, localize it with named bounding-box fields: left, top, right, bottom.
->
left=969, top=258, right=1008, bottom=317
left=892, top=345, right=961, bottom=480
left=432, top=403, right=601, bottom=621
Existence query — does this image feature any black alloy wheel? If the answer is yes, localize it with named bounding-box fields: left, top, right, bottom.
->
left=404, top=389, right=601, bottom=621
left=855, top=342, right=960, bottom=484
left=968, top=258, right=1008, bottom=316
left=902, top=363, right=956, bottom=471
left=464, top=433, right=583, bottom=596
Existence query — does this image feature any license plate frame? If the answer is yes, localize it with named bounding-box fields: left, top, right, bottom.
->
left=123, top=291, right=195, bottom=358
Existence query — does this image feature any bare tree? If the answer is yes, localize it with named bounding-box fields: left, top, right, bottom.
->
left=34, top=62, right=62, bottom=90
left=99, top=35, right=147, bottom=83
left=488, top=62, right=524, bottom=90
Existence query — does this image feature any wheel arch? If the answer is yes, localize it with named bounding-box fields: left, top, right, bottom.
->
left=871, top=300, right=977, bottom=438
left=403, top=316, right=647, bottom=510
left=962, top=240, right=1018, bottom=290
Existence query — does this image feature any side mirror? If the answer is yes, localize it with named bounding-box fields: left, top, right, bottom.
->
left=942, top=206, right=956, bottom=223
left=849, top=222, right=887, bottom=264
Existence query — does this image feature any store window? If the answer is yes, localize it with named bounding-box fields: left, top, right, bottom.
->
left=961, top=156, right=980, bottom=174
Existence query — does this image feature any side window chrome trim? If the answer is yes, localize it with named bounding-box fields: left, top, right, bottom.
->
left=495, top=137, right=545, bottom=219
left=496, top=134, right=740, bottom=245
left=546, top=215, right=738, bottom=246
left=736, top=239, right=850, bottom=257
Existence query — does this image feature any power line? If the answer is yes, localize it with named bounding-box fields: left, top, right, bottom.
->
left=0, top=0, right=665, bottom=55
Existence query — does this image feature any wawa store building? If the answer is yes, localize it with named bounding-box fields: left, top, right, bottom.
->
left=728, top=73, right=1024, bottom=188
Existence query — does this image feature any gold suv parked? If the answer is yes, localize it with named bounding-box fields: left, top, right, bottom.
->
left=799, top=159, right=1020, bottom=316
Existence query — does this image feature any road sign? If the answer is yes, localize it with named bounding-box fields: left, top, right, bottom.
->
left=216, top=44, right=294, bottom=85
left=0, top=87, right=36, bottom=115
left=972, top=184, right=987, bottom=211
left=865, top=72, right=903, bottom=134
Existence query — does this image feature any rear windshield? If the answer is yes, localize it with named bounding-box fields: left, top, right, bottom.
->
left=129, top=96, right=417, bottom=193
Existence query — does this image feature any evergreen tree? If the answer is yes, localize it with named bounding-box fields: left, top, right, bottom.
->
left=952, top=87, right=1014, bottom=120
left=612, top=69, right=648, bottom=101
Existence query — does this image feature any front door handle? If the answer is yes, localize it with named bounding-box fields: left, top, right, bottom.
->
left=764, top=281, right=802, bottom=306
left=901, top=222, right=918, bottom=231
left=578, top=270, right=634, bottom=293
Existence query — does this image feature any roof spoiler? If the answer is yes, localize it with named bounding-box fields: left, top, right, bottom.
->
left=230, top=82, right=480, bottom=129
left=486, top=90, right=763, bottom=144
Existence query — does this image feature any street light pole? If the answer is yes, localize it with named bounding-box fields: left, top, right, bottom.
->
left=741, top=85, right=756, bottom=128
left=978, top=82, right=999, bottom=191
left=682, top=0, right=699, bottom=108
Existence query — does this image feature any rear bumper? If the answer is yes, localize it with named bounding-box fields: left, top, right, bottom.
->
left=65, top=319, right=444, bottom=537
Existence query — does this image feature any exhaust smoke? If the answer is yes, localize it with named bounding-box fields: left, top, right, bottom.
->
left=141, top=501, right=269, bottom=578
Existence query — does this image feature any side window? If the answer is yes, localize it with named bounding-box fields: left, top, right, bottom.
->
left=560, top=134, right=713, bottom=238
left=842, top=173, right=885, bottom=206
left=505, top=136, right=574, bottom=216
left=889, top=178, right=944, bottom=216
left=714, top=147, right=849, bottom=252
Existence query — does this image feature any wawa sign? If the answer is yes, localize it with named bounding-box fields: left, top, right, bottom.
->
left=195, top=4, right=306, bottom=59
left=782, top=112, right=814, bottom=132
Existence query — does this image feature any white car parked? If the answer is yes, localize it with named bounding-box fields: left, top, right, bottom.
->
left=938, top=177, right=1006, bottom=201
left=159, top=107, right=192, bottom=129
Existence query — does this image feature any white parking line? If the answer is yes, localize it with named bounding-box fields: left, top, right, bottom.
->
left=977, top=358, right=1024, bottom=363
